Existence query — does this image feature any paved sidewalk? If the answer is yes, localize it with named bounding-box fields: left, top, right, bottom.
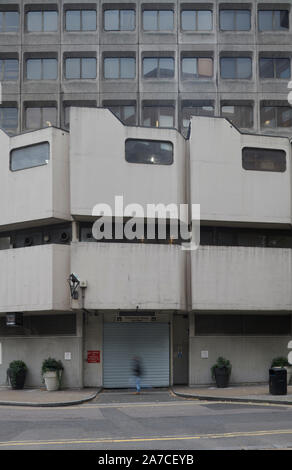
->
left=0, top=387, right=100, bottom=407
left=172, top=384, right=292, bottom=405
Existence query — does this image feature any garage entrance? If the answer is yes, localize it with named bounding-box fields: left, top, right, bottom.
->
left=103, top=322, right=170, bottom=388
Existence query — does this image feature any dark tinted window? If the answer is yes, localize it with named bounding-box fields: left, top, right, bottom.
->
left=242, top=147, right=286, bottom=172
left=195, top=314, right=291, bottom=335
left=0, top=314, right=76, bottom=336
left=143, top=57, right=174, bottom=78
left=0, top=11, right=19, bottom=32
left=66, top=10, right=96, bottom=31
left=220, top=10, right=251, bottom=31
left=259, top=10, right=289, bottom=31
left=0, top=59, right=18, bottom=80
left=0, top=107, right=18, bottom=133
left=125, top=139, right=173, bottom=165
left=260, top=58, right=290, bottom=79
left=181, top=10, right=212, bottom=31
left=10, top=142, right=50, bottom=171
left=104, top=9, right=135, bottom=31
left=221, top=57, right=252, bottom=79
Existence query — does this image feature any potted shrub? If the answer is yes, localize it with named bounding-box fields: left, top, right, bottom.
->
left=211, top=357, right=232, bottom=388
left=41, top=358, right=64, bottom=391
left=7, top=360, right=27, bottom=390
left=271, top=357, right=292, bottom=385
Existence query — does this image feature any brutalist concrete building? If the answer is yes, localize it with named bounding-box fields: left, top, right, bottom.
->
left=0, top=0, right=292, bottom=389
left=0, top=0, right=292, bottom=138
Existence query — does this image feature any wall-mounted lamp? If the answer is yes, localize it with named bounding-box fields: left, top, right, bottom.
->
left=68, top=273, right=80, bottom=299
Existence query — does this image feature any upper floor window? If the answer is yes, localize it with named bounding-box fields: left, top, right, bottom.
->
left=0, top=107, right=18, bottom=134
left=104, top=57, right=135, bottom=79
left=26, top=11, right=58, bottom=32
left=181, top=57, right=213, bottom=79
left=221, top=104, right=253, bottom=128
left=143, top=57, right=174, bottom=78
left=261, top=105, right=292, bottom=129
left=259, top=57, right=290, bottom=79
left=65, top=57, right=96, bottom=79
left=104, top=9, right=135, bottom=31
left=0, top=11, right=19, bottom=32
left=25, top=106, right=57, bottom=130
left=181, top=10, right=212, bottom=31
left=0, top=59, right=18, bottom=80
left=125, top=139, right=173, bottom=165
left=26, top=58, right=58, bottom=80
left=220, top=9, right=251, bottom=31
left=220, top=57, right=252, bottom=79
left=143, top=10, right=174, bottom=31
left=10, top=142, right=50, bottom=172
left=106, top=103, right=136, bottom=126
left=181, top=102, right=214, bottom=131
left=258, top=10, right=289, bottom=31
left=142, top=104, right=174, bottom=128
left=242, top=147, right=286, bottom=172
left=65, top=9, right=96, bottom=31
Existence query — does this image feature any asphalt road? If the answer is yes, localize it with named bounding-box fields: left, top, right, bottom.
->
left=0, top=389, right=292, bottom=451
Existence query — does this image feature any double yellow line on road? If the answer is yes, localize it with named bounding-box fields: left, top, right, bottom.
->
left=1, top=429, right=292, bottom=448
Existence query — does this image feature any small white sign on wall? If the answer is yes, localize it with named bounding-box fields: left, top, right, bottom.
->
left=64, top=352, right=71, bottom=361
left=201, top=350, right=209, bottom=359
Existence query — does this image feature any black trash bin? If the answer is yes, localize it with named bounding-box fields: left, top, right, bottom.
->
left=269, top=368, right=287, bottom=395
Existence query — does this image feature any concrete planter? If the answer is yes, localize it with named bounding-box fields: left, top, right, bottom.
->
left=43, top=371, right=62, bottom=391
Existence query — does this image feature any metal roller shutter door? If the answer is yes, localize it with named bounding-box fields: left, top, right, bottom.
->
left=103, top=322, right=170, bottom=388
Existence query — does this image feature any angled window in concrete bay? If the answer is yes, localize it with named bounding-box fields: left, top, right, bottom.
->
left=181, top=9, right=212, bottom=31
left=0, top=59, right=18, bottom=80
left=259, top=57, right=290, bottom=79
left=221, top=104, right=253, bottom=128
left=220, top=9, right=251, bottom=31
left=242, top=147, right=286, bottom=172
left=26, top=11, right=58, bottom=32
left=143, top=57, right=174, bottom=78
left=142, top=105, right=174, bottom=128
left=181, top=57, right=213, bottom=79
left=104, top=57, right=135, bottom=79
left=0, top=107, right=18, bottom=134
left=65, top=57, right=96, bottom=79
left=65, top=10, right=96, bottom=31
left=143, top=10, right=174, bottom=31
left=261, top=105, right=292, bottom=129
left=125, top=139, right=173, bottom=165
left=10, top=142, right=50, bottom=171
left=105, top=103, right=136, bottom=126
left=181, top=102, right=214, bottom=132
left=0, top=11, right=19, bottom=32
left=258, top=10, right=289, bottom=31
left=104, top=9, right=135, bottom=31
left=26, top=58, right=58, bottom=80
left=220, top=57, right=252, bottom=79
left=25, top=106, right=57, bottom=130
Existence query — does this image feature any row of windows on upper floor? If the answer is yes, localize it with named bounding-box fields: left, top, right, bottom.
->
left=0, top=55, right=291, bottom=81
left=0, top=8, right=290, bottom=34
left=7, top=141, right=287, bottom=174
left=0, top=102, right=291, bottom=135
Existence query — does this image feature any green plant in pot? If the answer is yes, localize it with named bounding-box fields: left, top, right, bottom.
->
left=7, top=360, right=27, bottom=390
left=211, top=357, right=232, bottom=388
left=271, top=356, right=292, bottom=385
left=41, top=357, right=64, bottom=391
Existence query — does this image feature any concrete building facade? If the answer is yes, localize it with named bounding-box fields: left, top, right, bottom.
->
left=0, top=107, right=291, bottom=388
left=0, top=0, right=292, bottom=138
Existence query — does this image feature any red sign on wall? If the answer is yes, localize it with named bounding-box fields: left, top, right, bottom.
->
left=87, top=350, right=100, bottom=363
